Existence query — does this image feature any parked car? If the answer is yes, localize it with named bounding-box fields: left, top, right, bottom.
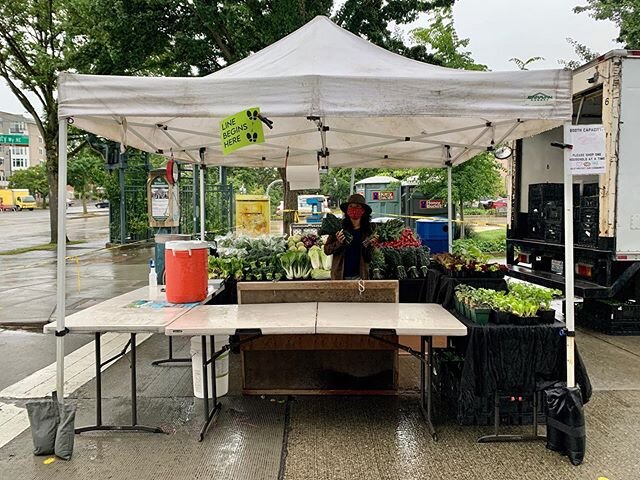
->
left=95, top=200, right=109, bottom=208
left=491, top=198, right=508, bottom=209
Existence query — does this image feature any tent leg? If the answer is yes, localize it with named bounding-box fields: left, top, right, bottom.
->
left=563, top=122, right=576, bottom=388
left=447, top=164, right=453, bottom=253
left=200, top=165, right=206, bottom=240
left=56, top=120, right=68, bottom=401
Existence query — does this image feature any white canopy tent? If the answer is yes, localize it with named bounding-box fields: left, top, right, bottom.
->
left=55, top=16, right=576, bottom=400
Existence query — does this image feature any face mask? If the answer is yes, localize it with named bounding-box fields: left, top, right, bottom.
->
left=347, top=206, right=364, bottom=220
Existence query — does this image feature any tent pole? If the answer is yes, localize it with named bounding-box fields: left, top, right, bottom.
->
left=56, top=119, right=68, bottom=401
left=447, top=160, right=453, bottom=254
left=200, top=164, right=206, bottom=240
left=350, top=168, right=355, bottom=195
left=563, top=122, right=576, bottom=388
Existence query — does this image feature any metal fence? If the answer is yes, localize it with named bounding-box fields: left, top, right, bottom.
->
left=179, top=167, right=234, bottom=238
left=107, top=153, right=152, bottom=244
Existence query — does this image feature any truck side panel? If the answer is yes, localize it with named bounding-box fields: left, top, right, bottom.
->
left=616, top=58, right=640, bottom=257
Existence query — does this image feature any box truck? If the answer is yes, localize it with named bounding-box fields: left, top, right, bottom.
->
left=0, top=188, right=37, bottom=211
left=507, top=50, right=640, bottom=333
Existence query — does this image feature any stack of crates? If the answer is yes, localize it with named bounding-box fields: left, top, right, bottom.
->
left=528, top=183, right=564, bottom=242
left=576, top=185, right=599, bottom=247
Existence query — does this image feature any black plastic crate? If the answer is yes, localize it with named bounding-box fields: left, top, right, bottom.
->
left=529, top=183, right=563, bottom=200
left=580, top=207, right=599, bottom=224
left=578, top=299, right=640, bottom=335
left=583, top=183, right=599, bottom=197
left=580, top=195, right=599, bottom=209
left=544, top=204, right=563, bottom=223
left=545, top=225, right=563, bottom=243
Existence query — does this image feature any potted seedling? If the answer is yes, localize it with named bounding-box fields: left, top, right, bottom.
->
left=537, top=288, right=562, bottom=323
left=471, top=288, right=492, bottom=325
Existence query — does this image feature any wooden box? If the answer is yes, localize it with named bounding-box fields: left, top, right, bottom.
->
left=238, top=280, right=399, bottom=395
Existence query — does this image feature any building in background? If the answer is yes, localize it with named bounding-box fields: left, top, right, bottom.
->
left=0, top=111, right=45, bottom=187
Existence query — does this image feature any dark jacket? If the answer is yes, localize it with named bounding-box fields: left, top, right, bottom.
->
left=324, top=230, right=374, bottom=280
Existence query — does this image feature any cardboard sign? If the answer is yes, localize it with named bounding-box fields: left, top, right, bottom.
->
left=372, top=191, right=394, bottom=201
left=220, top=107, right=265, bottom=155
left=419, top=199, right=443, bottom=209
left=568, top=125, right=606, bottom=175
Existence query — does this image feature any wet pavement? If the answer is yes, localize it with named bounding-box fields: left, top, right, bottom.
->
left=0, top=328, right=637, bottom=479
left=1, top=210, right=639, bottom=478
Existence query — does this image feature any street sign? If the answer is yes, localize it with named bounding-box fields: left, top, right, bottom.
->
left=0, top=134, right=28, bottom=145
left=220, top=107, right=265, bottom=155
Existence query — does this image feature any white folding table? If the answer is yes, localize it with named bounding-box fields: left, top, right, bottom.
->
left=317, top=303, right=467, bottom=441
left=167, top=302, right=466, bottom=441
left=43, top=282, right=222, bottom=435
left=166, top=303, right=318, bottom=440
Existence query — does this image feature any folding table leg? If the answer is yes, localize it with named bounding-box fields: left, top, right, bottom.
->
left=152, top=337, right=192, bottom=366
left=198, top=335, right=222, bottom=441
left=75, top=332, right=166, bottom=435
left=419, top=335, right=438, bottom=441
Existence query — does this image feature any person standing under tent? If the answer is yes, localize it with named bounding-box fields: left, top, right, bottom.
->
left=324, top=194, right=377, bottom=280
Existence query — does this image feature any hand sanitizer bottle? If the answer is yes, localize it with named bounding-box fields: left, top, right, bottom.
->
left=149, top=259, right=158, bottom=300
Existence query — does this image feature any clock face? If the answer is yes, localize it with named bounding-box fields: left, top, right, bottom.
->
left=167, top=159, right=179, bottom=184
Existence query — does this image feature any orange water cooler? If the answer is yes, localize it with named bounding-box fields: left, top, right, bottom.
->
left=165, top=240, right=209, bottom=303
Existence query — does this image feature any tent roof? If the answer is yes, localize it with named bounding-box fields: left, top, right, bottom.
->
left=58, top=16, right=572, bottom=168
left=356, top=176, right=399, bottom=185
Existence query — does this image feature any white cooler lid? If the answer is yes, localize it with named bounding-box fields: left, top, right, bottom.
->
left=165, top=240, right=210, bottom=251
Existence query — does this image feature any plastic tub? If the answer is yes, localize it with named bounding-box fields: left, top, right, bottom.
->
left=416, top=218, right=449, bottom=254
left=165, top=240, right=209, bottom=303
left=190, top=337, right=229, bottom=398
left=154, top=234, right=191, bottom=285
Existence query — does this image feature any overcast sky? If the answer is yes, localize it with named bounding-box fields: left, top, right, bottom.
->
left=0, top=0, right=621, bottom=117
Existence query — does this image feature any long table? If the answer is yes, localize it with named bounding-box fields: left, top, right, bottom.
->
left=167, top=302, right=467, bottom=441
left=43, top=281, right=223, bottom=435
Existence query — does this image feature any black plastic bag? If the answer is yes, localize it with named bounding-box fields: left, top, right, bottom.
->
left=545, top=384, right=586, bottom=465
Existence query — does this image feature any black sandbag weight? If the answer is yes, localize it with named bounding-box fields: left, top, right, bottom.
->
left=545, top=384, right=586, bottom=466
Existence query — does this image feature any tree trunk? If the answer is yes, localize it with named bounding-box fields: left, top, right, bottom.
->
left=44, top=116, right=60, bottom=243
left=278, top=168, right=298, bottom=236
left=82, top=192, right=87, bottom=214
left=459, top=198, right=465, bottom=239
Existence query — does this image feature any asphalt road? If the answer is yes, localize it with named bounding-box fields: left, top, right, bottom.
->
left=0, top=205, right=149, bottom=393
left=0, top=205, right=110, bottom=252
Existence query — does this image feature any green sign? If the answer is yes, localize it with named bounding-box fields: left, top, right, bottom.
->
left=0, top=134, right=29, bottom=145
left=220, top=107, right=264, bottom=155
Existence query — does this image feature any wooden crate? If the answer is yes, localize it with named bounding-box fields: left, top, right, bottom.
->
left=237, top=280, right=399, bottom=304
left=238, top=280, right=400, bottom=395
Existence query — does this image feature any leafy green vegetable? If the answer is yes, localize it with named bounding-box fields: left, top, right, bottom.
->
left=381, top=247, right=402, bottom=279
left=311, top=268, right=331, bottom=280
left=369, top=248, right=386, bottom=280
left=374, top=219, right=405, bottom=242
left=280, top=251, right=312, bottom=280
left=308, top=246, right=323, bottom=270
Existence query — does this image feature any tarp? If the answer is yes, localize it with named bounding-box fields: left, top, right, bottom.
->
left=58, top=16, right=572, bottom=168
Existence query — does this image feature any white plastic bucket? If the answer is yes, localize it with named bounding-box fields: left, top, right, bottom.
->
left=190, top=336, right=229, bottom=399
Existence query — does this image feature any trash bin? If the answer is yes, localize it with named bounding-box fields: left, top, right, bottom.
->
left=416, top=218, right=449, bottom=254
left=154, top=234, right=191, bottom=284
left=190, top=337, right=229, bottom=398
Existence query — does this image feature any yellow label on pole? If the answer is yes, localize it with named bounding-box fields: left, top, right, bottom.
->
left=220, top=107, right=265, bottom=155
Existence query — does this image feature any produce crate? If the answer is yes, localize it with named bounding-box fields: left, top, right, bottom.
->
left=583, top=183, right=599, bottom=197
left=580, top=195, right=599, bottom=209
left=578, top=299, right=640, bottom=335
left=431, top=351, right=545, bottom=426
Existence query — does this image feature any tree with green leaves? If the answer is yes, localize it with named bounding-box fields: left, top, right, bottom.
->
left=8, top=164, right=50, bottom=207
left=575, top=1, right=640, bottom=49
left=509, top=56, right=546, bottom=70
left=0, top=0, right=68, bottom=241
left=411, top=9, right=487, bottom=71
left=416, top=153, right=503, bottom=238
left=559, top=38, right=599, bottom=70
left=67, top=149, right=108, bottom=214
